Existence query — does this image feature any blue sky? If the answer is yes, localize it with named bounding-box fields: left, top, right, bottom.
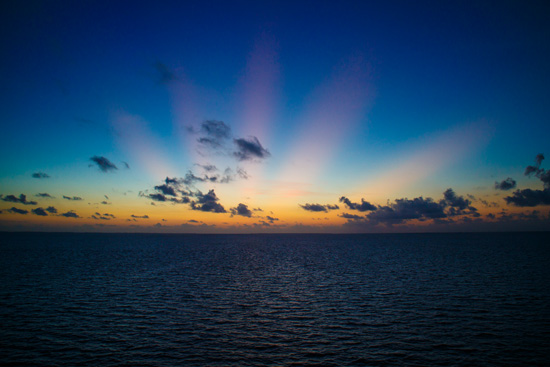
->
left=1, top=1, right=549, bottom=232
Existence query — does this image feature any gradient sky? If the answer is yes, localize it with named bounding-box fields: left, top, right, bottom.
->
left=1, top=0, right=549, bottom=233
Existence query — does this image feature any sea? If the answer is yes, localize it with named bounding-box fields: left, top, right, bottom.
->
left=1, top=232, right=549, bottom=366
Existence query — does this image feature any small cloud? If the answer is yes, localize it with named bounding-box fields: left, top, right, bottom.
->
left=154, top=61, right=178, bottom=84
left=31, top=207, right=48, bottom=216
left=197, top=120, right=232, bottom=149
left=100, top=201, right=111, bottom=205
left=230, top=203, right=253, bottom=217
left=36, top=193, right=53, bottom=198
left=61, top=211, right=80, bottom=218
left=494, top=178, right=517, bottom=190
left=63, top=195, right=83, bottom=201
left=131, top=214, right=149, bottom=219
left=339, top=213, right=364, bottom=220
left=190, top=189, right=226, bottom=213
left=299, top=203, right=339, bottom=212
left=339, top=196, right=376, bottom=211
left=2, top=194, right=37, bottom=205
left=123, top=161, right=130, bottom=169
left=8, top=207, right=28, bottom=215
left=45, top=206, right=57, bottom=214
left=233, top=137, right=270, bottom=161
left=266, top=215, right=279, bottom=223
left=90, top=156, right=118, bottom=172
left=104, top=195, right=109, bottom=200
left=32, top=172, right=50, bottom=179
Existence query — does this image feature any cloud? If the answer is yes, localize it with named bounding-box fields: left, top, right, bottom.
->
left=266, top=215, right=279, bottom=223
left=123, top=161, right=130, bottom=169
left=233, top=137, right=270, bottom=161
left=31, top=207, right=48, bottom=216
left=505, top=154, right=550, bottom=206
left=32, top=172, right=50, bottom=179
left=154, top=61, right=178, bottom=84
left=441, top=188, right=478, bottom=216
left=36, top=193, right=53, bottom=198
left=299, top=203, right=339, bottom=212
left=1, top=194, right=37, bottom=205
left=46, top=206, right=57, bottom=214
left=8, top=207, right=28, bottom=214
left=197, top=120, right=231, bottom=149
left=365, top=197, right=447, bottom=225
left=90, top=156, right=118, bottom=172
left=100, top=201, right=111, bottom=205
left=190, top=189, right=226, bottom=213
left=494, top=177, right=517, bottom=190
left=339, top=196, right=376, bottom=211
left=195, top=164, right=218, bottom=172
left=63, top=195, right=82, bottom=201
left=230, top=203, right=253, bottom=217
left=91, top=212, right=115, bottom=220
left=61, top=211, right=80, bottom=218
left=339, top=213, right=364, bottom=220
left=131, top=214, right=149, bottom=219
left=504, top=188, right=550, bottom=207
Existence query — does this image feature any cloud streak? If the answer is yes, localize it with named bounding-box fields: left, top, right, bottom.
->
left=90, top=156, right=118, bottom=172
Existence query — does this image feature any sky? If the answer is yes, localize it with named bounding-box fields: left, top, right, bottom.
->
left=1, top=0, right=549, bottom=233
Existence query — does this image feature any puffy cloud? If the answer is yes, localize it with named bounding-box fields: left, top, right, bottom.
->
left=366, top=197, right=447, bottom=225
left=233, top=137, right=270, bottom=161
left=339, top=196, right=376, bottom=211
left=266, top=215, right=279, bottom=223
left=154, top=184, right=177, bottom=196
left=504, top=188, right=550, bottom=207
left=2, top=194, right=37, bottom=205
left=45, top=206, right=57, bottom=214
left=494, top=177, right=517, bottom=190
left=31, top=207, right=48, bottom=216
left=63, top=195, right=82, bottom=201
left=190, top=190, right=226, bottom=213
left=230, top=203, right=253, bottom=217
left=299, top=203, right=339, bottom=212
left=90, top=156, right=118, bottom=172
left=61, top=211, right=80, bottom=218
left=32, top=172, right=50, bottom=179
left=8, top=207, right=28, bottom=214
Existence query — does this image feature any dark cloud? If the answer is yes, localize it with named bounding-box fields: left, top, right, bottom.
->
left=36, top=193, right=53, bottom=198
left=494, top=178, right=517, bottom=190
left=1, top=194, right=37, bottom=205
left=233, top=137, right=270, bottom=161
left=123, top=161, right=130, bottom=169
left=266, top=215, right=278, bottom=223
left=299, top=203, right=339, bottom=212
left=230, top=203, right=253, bottom=217
left=91, top=212, right=114, bottom=220
left=154, top=184, right=178, bottom=196
left=61, top=211, right=80, bottom=218
left=154, top=61, right=178, bottom=84
left=524, top=153, right=549, bottom=188
left=535, top=153, right=545, bottom=166
left=31, top=207, right=48, bottom=216
left=90, top=156, right=118, bottom=172
left=100, top=201, right=110, bottom=205
left=366, top=197, right=447, bottom=225
left=504, top=188, right=550, bottom=207
left=46, top=206, right=57, bottom=214
left=32, top=172, right=50, bottom=179
left=8, top=207, right=28, bottom=215
left=197, top=120, right=231, bottom=149
left=339, top=196, right=377, bottom=211
left=131, top=214, right=149, bottom=219
left=191, top=190, right=226, bottom=213
left=339, top=213, right=364, bottom=220
left=63, top=195, right=82, bottom=201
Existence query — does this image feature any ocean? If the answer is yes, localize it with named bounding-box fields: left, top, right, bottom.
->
left=1, top=232, right=549, bottom=366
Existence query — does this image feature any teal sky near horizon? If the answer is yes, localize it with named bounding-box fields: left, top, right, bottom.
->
left=1, top=1, right=549, bottom=233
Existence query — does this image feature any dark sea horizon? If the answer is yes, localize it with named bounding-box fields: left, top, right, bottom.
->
left=1, top=231, right=549, bottom=366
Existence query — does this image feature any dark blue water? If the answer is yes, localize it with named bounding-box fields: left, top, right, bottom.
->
left=1, top=232, right=549, bottom=366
